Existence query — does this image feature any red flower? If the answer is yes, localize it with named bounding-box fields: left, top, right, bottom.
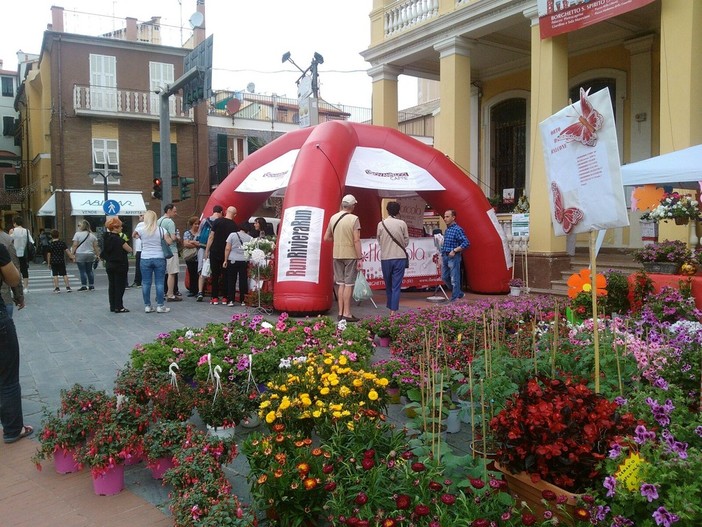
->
left=357, top=521, right=369, bottom=527
left=346, top=518, right=359, bottom=527
left=322, top=463, right=334, bottom=474
left=395, top=494, right=411, bottom=509
left=324, top=481, right=337, bottom=492
left=541, top=489, right=556, bottom=501
left=414, top=504, right=430, bottom=516
left=354, top=492, right=368, bottom=505
left=521, top=512, right=537, bottom=526
left=363, top=449, right=375, bottom=459
left=401, top=450, right=413, bottom=460
left=440, top=493, right=456, bottom=505
left=428, top=481, right=443, bottom=491
left=469, top=477, right=485, bottom=489
left=361, top=458, right=375, bottom=470
left=472, top=520, right=490, bottom=527
left=411, top=462, right=426, bottom=472
left=382, top=520, right=396, bottom=527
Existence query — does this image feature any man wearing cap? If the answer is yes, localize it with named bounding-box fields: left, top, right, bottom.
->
left=324, top=194, right=362, bottom=322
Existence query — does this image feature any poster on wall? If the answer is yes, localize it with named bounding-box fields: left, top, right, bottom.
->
left=537, top=0, right=655, bottom=39
left=539, top=87, right=629, bottom=236
left=396, top=196, right=427, bottom=237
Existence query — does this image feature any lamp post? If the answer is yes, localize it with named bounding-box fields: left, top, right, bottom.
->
left=282, top=51, right=324, bottom=98
left=88, top=170, right=122, bottom=203
left=282, top=51, right=324, bottom=128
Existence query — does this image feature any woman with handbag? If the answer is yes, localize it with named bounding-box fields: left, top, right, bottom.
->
left=376, top=201, right=409, bottom=314
left=70, top=220, right=100, bottom=291
left=101, top=217, right=133, bottom=313
left=134, top=210, right=174, bottom=313
left=182, top=216, right=204, bottom=297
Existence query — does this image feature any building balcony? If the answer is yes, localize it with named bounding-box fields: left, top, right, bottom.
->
left=73, top=85, right=192, bottom=123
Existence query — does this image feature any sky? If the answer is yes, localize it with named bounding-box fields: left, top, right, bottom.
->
left=0, top=0, right=417, bottom=109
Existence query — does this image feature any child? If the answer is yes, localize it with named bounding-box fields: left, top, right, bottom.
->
left=47, top=229, right=75, bottom=292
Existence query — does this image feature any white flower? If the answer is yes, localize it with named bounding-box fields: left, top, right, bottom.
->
left=279, top=358, right=291, bottom=369
left=185, top=330, right=194, bottom=339
left=250, top=248, right=266, bottom=266
left=260, top=321, right=273, bottom=329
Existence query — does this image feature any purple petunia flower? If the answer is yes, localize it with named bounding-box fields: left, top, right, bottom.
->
left=640, top=483, right=659, bottom=502
left=652, top=507, right=680, bottom=527
left=609, top=444, right=622, bottom=459
left=604, top=476, right=616, bottom=497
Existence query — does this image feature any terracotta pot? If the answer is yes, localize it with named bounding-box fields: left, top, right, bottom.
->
left=495, top=462, right=582, bottom=525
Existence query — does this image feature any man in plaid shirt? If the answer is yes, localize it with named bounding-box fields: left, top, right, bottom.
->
left=440, top=209, right=470, bottom=301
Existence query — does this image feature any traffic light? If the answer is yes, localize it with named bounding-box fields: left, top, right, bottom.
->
left=152, top=178, right=162, bottom=200
left=180, top=177, right=195, bottom=200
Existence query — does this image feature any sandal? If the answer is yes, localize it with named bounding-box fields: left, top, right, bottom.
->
left=4, top=425, right=34, bottom=444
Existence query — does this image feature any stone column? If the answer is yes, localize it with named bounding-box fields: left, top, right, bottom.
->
left=369, top=65, right=401, bottom=129
left=434, top=36, right=473, bottom=173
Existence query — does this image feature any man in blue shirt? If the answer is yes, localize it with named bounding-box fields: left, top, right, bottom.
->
left=441, top=209, right=470, bottom=301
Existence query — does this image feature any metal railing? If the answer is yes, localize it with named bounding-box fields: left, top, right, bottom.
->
left=72, top=85, right=191, bottom=120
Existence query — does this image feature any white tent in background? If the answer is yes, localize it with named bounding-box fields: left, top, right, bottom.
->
left=621, top=144, right=702, bottom=187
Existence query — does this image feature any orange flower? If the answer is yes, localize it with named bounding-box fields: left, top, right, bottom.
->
left=274, top=469, right=284, bottom=478
left=297, top=462, right=310, bottom=475
left=567, top=269, right=607, bottom=298
left=302, top=477, right=317, bottom=490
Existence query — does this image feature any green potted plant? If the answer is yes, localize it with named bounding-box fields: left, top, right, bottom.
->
left=649, top=191, right=700, bottom=225
left=142, top=420, right=191, bottom=479
left=194, top=378, right=253, bottom=437
left=633, top=239, right=692, bottom=274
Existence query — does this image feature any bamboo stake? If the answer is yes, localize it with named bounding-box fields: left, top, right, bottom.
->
left=468, top=361, right=475, bottom=459
left=551, top=301, right=558, bottom=378
left=590, top=230, right=601, bottom=394
left=480, top=378, right=487, bottom=479
left=613, top=334, right=623, bottom=397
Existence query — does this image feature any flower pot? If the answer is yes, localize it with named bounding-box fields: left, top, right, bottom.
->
left=445, top=408, right=461, bottom=434
left=377, top=336, right=391, bottom=347
left=386, top=386, right=401, bottom=404
left=469, top=440, right=498, bottom=471
left=54, top=448, right=81, bottom=474
left=241, top=413, right=261, bottom=429
left=123, top=452, right=143, bottom=466
left=495, top=462, right=581, bottom=526
left=91, top=464, right=125, bottom=496
left=206, top=424, right=236, bottom=439
left=149, top=456, right=175, bottom=480
left=642, top=261, right=680, bottom=274
left=509, top=286, right=521, bottom=296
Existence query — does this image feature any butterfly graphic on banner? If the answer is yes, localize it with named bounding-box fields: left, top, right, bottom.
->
left=551, top=182, right=584, bottom=234
left=556, top=87, right=604, bottom=147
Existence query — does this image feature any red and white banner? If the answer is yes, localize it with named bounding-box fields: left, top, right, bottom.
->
left=539, top=87, right=629, bottom=236
left=361, top=237, right=443, bottom=290
left=537, top=0, right=655, bottom=39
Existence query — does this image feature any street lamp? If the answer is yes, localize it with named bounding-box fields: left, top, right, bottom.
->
left=281, top=51, right=324, bottom=98
left=88, top=170, right=122, bottom=202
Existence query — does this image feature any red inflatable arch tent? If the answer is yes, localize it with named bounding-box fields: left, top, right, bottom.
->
left=204, top=121, right=511, bottom=314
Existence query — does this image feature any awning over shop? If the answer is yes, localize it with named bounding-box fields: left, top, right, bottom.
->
left=69, top=192, right=147, bottom=216
left=37, top=194, right=56, bottom=216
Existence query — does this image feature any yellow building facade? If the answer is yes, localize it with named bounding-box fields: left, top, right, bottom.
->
left=363, top=0, right=701, bottom=288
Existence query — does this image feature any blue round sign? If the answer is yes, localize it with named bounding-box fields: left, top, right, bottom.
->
left=103, top=199, right=121, bottom=215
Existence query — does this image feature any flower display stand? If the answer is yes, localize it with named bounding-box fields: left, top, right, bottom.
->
left=495, top=462, right=580, bottom=525
left=149, top=457, right=175, bottom=480
left=54, top=448, right=81, bottom=474
left=642, top=262, right=680, bottom=274
left=91, top=464, right=125, bottom=496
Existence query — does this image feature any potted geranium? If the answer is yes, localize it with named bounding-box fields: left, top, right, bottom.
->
left=490, top=376, right=636, bottom=519
left=649, top=191, right=700, bottom=225
left=633, top=239, right=692, bottom=274
left=508, top=277, right=524, bottom=296
left=142, top=420, right=191, bottom=479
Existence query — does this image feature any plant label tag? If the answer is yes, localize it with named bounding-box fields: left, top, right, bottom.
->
left=615, top=452, right=644, bottom=491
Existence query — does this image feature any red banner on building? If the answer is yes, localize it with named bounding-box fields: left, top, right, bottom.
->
left=538, top=0, right=655, bottom=39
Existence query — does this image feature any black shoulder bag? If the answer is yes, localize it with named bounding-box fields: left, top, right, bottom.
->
left=381, top=219, right=410, bottom=268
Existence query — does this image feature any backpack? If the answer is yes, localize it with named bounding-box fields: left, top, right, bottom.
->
left=197, top=218, right=212, bottom=245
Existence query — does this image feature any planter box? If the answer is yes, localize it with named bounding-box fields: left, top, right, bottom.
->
left=495, top=462, right=581, bottom=525
left=642, top=262, right=680, bottom=274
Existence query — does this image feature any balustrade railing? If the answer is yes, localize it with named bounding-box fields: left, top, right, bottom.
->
left=72, top=85, right=190, bottom=120
left=384, top=0, right=439, bottom=36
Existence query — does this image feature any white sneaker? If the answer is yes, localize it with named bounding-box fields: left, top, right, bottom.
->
left=23, top=288, right=29, bottom=294
left=156, top=305, right=170, bottom=313
left=145, top=306, right=154, bottom=313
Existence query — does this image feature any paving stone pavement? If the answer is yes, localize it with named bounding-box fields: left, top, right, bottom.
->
left=1, top=261, right=484, bottom=524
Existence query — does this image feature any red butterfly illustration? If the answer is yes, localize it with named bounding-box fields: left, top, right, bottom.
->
left=551, top=182, right=584, bottom=234
left=556, top=87, right=604, bottom=147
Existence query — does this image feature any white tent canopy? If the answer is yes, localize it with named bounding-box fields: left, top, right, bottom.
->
left=621, top=144, right=702, bottom=186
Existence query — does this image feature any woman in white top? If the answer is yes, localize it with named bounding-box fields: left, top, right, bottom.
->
left=134, top=210, right=174, bottom=313
left=71, top=220, right=100, bottom=291
left=9, top=216, right=33, bottom=292
left=223, top=228, right=252, bottom=306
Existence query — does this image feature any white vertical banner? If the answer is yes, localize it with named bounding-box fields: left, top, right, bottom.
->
left=539, top=87, right=629, bottom=236
left=276, top=206, right=324, bottom=283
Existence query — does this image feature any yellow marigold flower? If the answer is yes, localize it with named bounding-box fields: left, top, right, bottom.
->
left=279, top=396, right=291, bottom=410
left=338, top=355, right=348, bottom=365
left=368, top=389, right=379, bottom=401
left=339, top=386, right=351, bottom=397
left=346, top=421, right=355, bottom=431
left=260, top=400, right=271, bottom=409
left=352, top=378, right=363, bottom=388
left=319, top=387, right=330, bottom=395
left=312, top=410, right=321, bottom=418
left=315, top=400, right=324, bottom=407
left=377, top=377, right=389, bottom=387
left=342, top=410, right=351, bottom=417
left=332, top=411, right=343, bottom=418
left=330, top=403, right=342, bottom=411
left=265, top=411, right=276, bottom=424
left=324, top=357, right=333, bottom=365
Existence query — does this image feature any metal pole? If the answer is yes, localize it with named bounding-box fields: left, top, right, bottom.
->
left=159, top=92, right=172, bottom=207
left=103, top=173, right=108, bottom=203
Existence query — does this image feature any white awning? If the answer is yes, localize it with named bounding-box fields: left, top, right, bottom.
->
left=346, top=147, right=445, bottom=191
left=69, top=192, right=147, bottom=216
left=235, top=149, right=299, bottom=193
left=37, top=194, right=56, bottom=216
